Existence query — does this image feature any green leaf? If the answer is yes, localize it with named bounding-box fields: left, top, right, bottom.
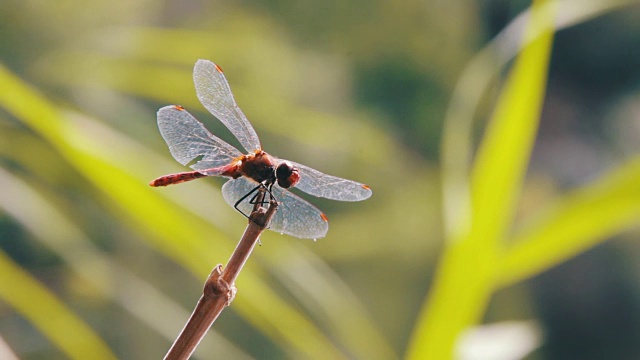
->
left=498, top=158, right=640, bottom=287
left=407, top=0, right=556, bottom=358
left=0, top=250, right=116, bottom=360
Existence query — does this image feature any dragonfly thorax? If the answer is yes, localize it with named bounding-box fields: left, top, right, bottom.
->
left=238, top=150, right=300, bottom=189
left=238, top=150, right=275, bottom=184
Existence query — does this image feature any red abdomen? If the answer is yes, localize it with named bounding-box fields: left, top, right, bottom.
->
left=150, top=171, right=207, bottom=187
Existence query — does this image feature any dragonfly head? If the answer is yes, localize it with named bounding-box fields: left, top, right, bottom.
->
left=275, top=161, right=300, bottom=188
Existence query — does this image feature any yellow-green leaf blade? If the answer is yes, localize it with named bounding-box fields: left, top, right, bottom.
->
left=0, top=250, right=116, bottom=360
left=407, top=1, right=556, bottom=358
left=498, top=158, right=640, bottom=287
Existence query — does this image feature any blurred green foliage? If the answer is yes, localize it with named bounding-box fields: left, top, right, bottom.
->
left=1, top=0, right=640, bottom=359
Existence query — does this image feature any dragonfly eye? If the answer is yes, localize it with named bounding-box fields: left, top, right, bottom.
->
left=276, top=161, right=300, bottom=188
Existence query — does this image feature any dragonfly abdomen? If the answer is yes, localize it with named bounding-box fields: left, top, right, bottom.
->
left=149, top=171, right=208, bottom=187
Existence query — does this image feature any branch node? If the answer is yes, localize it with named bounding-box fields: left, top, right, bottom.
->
left=164, top=195, right=279, bottom=359
left=204, top=264, right=236, bottom=306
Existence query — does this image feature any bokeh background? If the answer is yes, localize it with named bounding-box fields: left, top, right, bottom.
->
left=1, top=0, right=640, bottom=359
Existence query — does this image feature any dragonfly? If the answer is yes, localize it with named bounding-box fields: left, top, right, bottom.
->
left=150, top=60, right=372, bottom=239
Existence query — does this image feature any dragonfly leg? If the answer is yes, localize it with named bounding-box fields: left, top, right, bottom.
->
left=233, top=184, right=262, bottom=219
left=254, top=183, right=276, bottom=206
left=234, top=182, right=278, bottom=221
left=248, top=182, right=277, bottom=206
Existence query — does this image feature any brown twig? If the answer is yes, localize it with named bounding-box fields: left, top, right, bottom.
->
left=164, top=188, right=277, bottom=360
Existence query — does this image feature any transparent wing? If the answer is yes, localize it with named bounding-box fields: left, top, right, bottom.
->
left=157, top=105, right=243, bottom=172
left=290, top=162, right=372, bottom=201
left=222, top=177, right=329, bottom=239
left=193, top=60, right=262, bottom=153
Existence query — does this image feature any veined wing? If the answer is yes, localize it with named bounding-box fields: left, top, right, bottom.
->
left=193, top=60, right=262, bottom=153
left=290, top=162, right=372, bottom=201
left=222, top=177, right=329, bottom=239
left=157, top=105, right=243, bottom=173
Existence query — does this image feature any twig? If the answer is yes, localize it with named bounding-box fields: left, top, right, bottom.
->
left=164, top=188, right=277, bottom=360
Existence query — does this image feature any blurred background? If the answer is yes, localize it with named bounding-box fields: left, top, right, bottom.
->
left=1, top=0, right=640, bottom=359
